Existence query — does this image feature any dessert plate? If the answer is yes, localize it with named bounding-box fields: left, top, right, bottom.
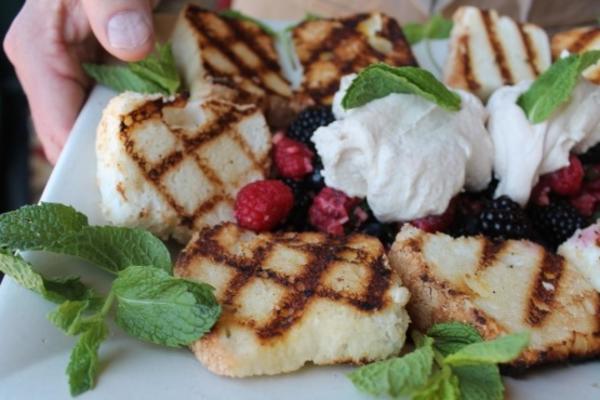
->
left=0, top=21, right=599, bottom=400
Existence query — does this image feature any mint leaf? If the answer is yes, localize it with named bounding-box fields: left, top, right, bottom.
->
left=428, top=322, right=483, bottom=356
left=219, top=9, right=277, bottom=36
left=113, top=266, right=220, bottom=347
left=0, top=203, right=172, bottom=274
left=56, top=226, right=172, bottom=274
left=83, top=64, right=165, bottom=94
left=67, top=320, right=108, bottom=396
left=341, top=64, right=461, bottom=111
left=42, top=276, right=94, bottom=304
left=48, top=298, right=104, bottom=336
left=348, top=338, right=434, bottom=397
left=413, top=364, right=461, bottom=400
left=444, top=332, right=530, bottom=366
left=453, top=364, right=504, bottom=400
left=0, top=203, right=87, bottom=250
left=404, top=14, right=453, bottom=45
left=517, top=50, right=600, bottom=123
left=0, top=251, right=91, bottom=303
left=129, top=43, right=180, bottom=94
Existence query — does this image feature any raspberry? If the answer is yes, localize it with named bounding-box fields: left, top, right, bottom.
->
left=273, top=133, right=314, bottom=180
left=569, top=192, right=597, bottom=217
left=409, top=199, right=457, bottom=233
left=545, top=154, right=584, bottom=196
left=531, top=176, right=552, bottom=206
left=309, top=187, right=358, bottom=236
left=478, top=196, right=533, bottom=240
left=234, top=180, right=294, bottom=232
left=529, top=201, right=587, bottom=246
left=288, top=106, right=335, bottom=148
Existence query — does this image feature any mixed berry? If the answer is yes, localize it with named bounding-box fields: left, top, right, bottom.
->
left=234, top=105, right=599, bottom=250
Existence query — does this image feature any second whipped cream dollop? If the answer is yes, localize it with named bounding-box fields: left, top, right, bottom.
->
left=313, top=75, right=493, bottom=222
left=489, top=80, right=600, bottom=206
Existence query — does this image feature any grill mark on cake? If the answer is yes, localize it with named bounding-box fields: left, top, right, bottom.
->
left=222, top=241, right=274, bottom=305
left=568, top=27, right=600, bottom=53
left=185, top=6, right=288, bottom=97
left=526, top=252, right=564, bottom=326
left=459, top=35, right=481, bottom=91
left=295, top=13, right=416, bottom=104
left=517, top=25, right=541, bottom=75
left=183, top=224, right=392, bottom=340
left=256, top=238, right=347, bottom=338
left=481, top=9, right=514, bottom=84
left=119, top=97, right=263, bottom=230
left=477, top=240, right=506, bottom=271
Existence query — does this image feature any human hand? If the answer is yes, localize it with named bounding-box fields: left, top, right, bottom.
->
left=4, top=0, right=157, bottom=164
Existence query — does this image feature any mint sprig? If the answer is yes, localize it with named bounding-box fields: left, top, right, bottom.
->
left=113, top=266, right=220, bottom=347
left=517, top=50, right=600, bottom=123
left=0, top=203, right=171, bottom=274
left=349, top=322, right=529, bottom=400
left=403, top=14, right=453, bottom=45
left=0, top=203, right=221, bottom=396
left=0, top=250, right=92, bottom=303
left=83, top=43, right=181, bottom=95
left=341, top=64, right=462, bottom=111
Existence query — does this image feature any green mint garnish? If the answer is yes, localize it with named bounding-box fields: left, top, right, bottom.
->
left=83, top=43, right=181, bottom=95
left=348, top=322, right=529, bottom=400
left=0, top=250, right=92, bottom=303
left=403, top=14, right=453, bottom=45
left=348, top=335, right=434, bottom=397
left=341, top=63, right=461, bottom=111
left=517, top=50, right=600, bottom=123
left=0, top=203, right=171, bottom=274
left=113, top=266, right=220, bottom=347
left=0, top=203, right=221, bottom=396
left=67, top=320, right=109, bottom=396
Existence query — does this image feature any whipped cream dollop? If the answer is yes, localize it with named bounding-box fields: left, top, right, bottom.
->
left=313, top=76, right=493, bottom=222
left=488, top=80, right=600, bottom=205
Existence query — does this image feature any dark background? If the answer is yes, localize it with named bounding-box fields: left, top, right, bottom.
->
left=1, top=1, right=27, bottom=282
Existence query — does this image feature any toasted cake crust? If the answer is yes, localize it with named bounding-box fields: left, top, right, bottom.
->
left=389, top=225, right=600, bottom=368
left=96, top=92, right=270, bottom=243
left=444, top=6, right=551, bottom=100
left=552, top=26, right=600, bottom=84
left=292, top=12, right=416, bottom=106
left=174, top=224, right=411, bottom=377
left=171, top=5, right=295, bottom=127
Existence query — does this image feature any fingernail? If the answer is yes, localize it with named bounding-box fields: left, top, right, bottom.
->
left=107, top=11, right=151, bottom=49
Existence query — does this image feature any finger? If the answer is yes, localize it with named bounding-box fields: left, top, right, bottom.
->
left=4, top=1, right=89, bottom=165
left=81, top=0, right=155, bottom=62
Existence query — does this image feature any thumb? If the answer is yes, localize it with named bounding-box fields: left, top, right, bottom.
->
left=81, top=0, right=155, bottom=62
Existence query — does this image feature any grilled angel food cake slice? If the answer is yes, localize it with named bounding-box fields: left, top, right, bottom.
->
left=389, top=225, right=600, bottom=368
left=174, top=223, right=411, bottom=377
left=96, top=92, right=271, bottom=243
left=444, top=6, right=551, bottom=100
left=171, top=5, right=293, bottom=126
left=292, top=12, right=417, bottom=106
left=552, top=26, right=600, bottom=84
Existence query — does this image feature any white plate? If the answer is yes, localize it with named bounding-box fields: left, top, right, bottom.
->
left=1, top=20, right=600, bottom=400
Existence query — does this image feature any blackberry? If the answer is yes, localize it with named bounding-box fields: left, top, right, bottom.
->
left=288, top=107, right=335, bottom=148
left=281, top=178, right=313, bottom=231
left=529, top=201, right=587, bottom=247
left=478, top=196, right=533, bottom=240
left=579, top=142, right=600, bottom=164
left=306, top=160, right=325, bottom=191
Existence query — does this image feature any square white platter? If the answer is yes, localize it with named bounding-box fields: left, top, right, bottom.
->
left=1, top=19, right=599, bottom=400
